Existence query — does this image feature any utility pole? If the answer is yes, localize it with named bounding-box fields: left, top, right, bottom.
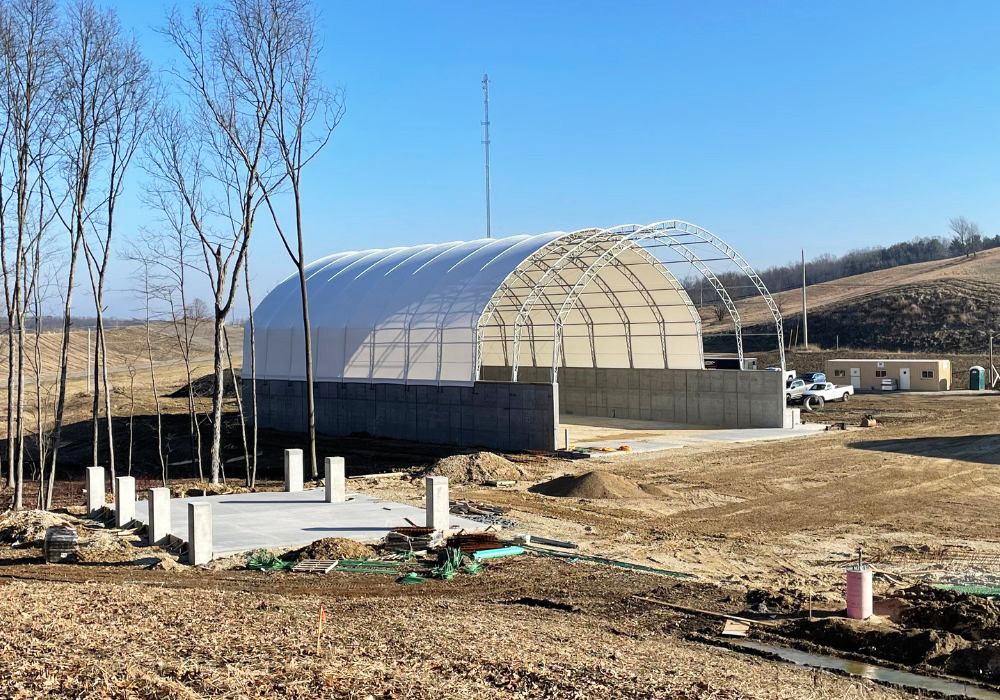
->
left=482, top=73, right=492, bottom=239
left=990, top=330, right=996, bottom=388
left=801, top=248, right=808, bottom=349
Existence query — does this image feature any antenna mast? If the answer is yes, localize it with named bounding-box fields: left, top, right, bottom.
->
left=482, top=73, right=492, bottom=238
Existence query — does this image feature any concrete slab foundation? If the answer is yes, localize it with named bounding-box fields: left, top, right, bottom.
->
left=115, top=476, right=135, bottom=527
left=325, top=457, right=345, bottom=503
left=564, top=416, right=828, bottom=457
left=187, top=502, right=213, bottom=565
left=147, top=488, right=171, bottom=545
left=85, top=466, right=104, bottom=514
left=284, top=449, right=304, bottom=492
left=133, top=488, right=483, bottom=559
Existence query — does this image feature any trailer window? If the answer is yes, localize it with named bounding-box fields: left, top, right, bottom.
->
left=875, top=370, right=887, bottom=377
left=833, top=369, right=845, bottom=377
left=921, top=370, right=934, bottom=379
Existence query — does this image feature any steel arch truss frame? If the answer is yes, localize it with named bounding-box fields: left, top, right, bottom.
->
left=473, top=220, right=785, bottom=382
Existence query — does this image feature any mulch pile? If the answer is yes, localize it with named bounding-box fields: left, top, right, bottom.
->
left=0, top=509, right=74, bottom=547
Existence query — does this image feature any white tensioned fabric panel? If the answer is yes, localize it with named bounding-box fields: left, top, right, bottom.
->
left=245, top=232, right=567, bottom=384
left=477, top=240, right=702, bottom=371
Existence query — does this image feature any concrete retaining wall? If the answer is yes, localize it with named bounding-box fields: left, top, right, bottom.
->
left=244, top=379, right=559, bottom=452
left=480, top=366, right=788, bottom=429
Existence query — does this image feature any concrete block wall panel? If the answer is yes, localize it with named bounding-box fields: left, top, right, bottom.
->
left=247, top=377, right=557, bottom=452
left=479, top=365, right=785, bottom=429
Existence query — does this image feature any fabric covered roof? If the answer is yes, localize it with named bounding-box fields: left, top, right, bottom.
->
left=244, top=228, right=705, bottom=386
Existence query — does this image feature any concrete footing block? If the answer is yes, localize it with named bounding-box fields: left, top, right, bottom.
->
left=325, top=456, right=345, bottom=503
left=187, top=502, right=213, bottom=565
left=115, top=476, right=135, bottom=526
left=284, top=448, right=304, bottom=492
left=85, top=466, right=105, bottom=514
left=425, top=476, right=449, bottom=531
left=147, top=488, right=171, bottom=545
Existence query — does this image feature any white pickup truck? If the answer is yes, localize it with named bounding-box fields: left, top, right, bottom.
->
left=800, top=382, right=854, bottom=405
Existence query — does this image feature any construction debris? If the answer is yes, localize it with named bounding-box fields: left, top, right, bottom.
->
left=333, top=559, right=403, bottom=574
left=448, top=531, right=501, bottom=554
left=384, top=526, right=437, bottom=553
left=861, top=415, right=878, bottom=427
left=515, top=534, right=578, bottom=550
left=291, top=560, right=338, bottom=574
left=450, top=500, right=518, bottom=529
left=472, top=546, right=525, bottom=561
left=720, top=619, right=750, bottom=637
left=43, top=526, right=79, bottom=564
left=633, top=596, right=780, bottom=628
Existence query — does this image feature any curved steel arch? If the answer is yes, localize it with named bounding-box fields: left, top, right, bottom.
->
left=548, top=221, right=785, bottom=379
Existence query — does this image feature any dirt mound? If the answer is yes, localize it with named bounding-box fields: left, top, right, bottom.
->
left=0, top=509, right=73, bottom=546
left=169, top=480, right=250, bottom=498
left=169, top=368, right=239, bottom=398
left=791, top=617, right=970, bottom=666
left=530, top=471, right=647, bottom=499
left=428, top=452, right=527, bottom=484
left=940, top=642, right=1000, bottom=684
left=297, top=537, right=375, bottom=561
left=896, top=585, right=1000, bottom=640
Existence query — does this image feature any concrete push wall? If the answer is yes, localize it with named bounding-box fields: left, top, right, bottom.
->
left=245, top=379, right=559, bottom=452
left=481, top=366, right=788, bottom=429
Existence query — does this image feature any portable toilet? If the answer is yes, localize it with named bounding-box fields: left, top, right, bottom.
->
left=970, top=366, right=987, bottom=390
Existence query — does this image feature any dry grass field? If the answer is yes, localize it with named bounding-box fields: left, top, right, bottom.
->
left=1, top=326, right=1000, bottom=697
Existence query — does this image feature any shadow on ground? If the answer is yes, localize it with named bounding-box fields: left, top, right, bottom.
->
left=851, top=434, right=1000, bottom=465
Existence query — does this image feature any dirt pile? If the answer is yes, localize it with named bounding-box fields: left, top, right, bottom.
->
left=896, top=584, right=1000, bottom=640
left=0, top=509, right=73, bottom=546
left=297, top=537, right=375, bottom=561
left=530, top=471, right=648, bottom=499
left=791, top=617, right=970, bottom=666
left=169, top=480, right=250, bottom=498
left=427, top=451, right=527, bottom=484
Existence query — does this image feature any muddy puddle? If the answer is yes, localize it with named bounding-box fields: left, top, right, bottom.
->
left=735, top=640, right=1000, bottom=699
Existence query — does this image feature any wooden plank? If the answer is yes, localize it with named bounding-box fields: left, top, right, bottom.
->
left=632, top=596, right=781, bottom=628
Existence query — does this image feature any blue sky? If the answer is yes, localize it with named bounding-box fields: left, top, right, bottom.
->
left=101, top=0, right=1000, bottom=316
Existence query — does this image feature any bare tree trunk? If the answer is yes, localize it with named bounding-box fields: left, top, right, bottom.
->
left=209, top=313, right=226, bottom=483
left=223, top=325, right=249, bottom=485
left=244, top=259, right=257, bottom=488
left=45, top=229, right=83, bottom=509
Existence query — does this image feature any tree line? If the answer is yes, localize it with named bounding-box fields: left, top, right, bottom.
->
left=0, top=0, right=340, bottom=511
left=688, top=217, right=1000, bottom=304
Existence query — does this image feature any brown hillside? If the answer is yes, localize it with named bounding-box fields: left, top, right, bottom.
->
left=708, top=246, right=1000, bottom=331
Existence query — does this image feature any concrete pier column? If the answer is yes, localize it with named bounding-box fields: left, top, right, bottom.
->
left=425, top=476, right=450, bottom=531
left=115, top=476, right=136, bottom=527
left=85, top=466, right=105, bottom=514
left=187, top=502, right=213, bottom=565
left=325, top=456, right=345, bottom=503
left=147, top=487, right=171, bottom=545
left=284, top=448, right=304, bottom=492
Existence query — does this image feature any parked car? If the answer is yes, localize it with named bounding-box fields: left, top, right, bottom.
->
left=769, top=367, right=796, bottom=386
left=785, top=378, right=808, bottom=403
left=797, top=371, right=827, bottom=384
left=800, top=382, right=854, bottom=404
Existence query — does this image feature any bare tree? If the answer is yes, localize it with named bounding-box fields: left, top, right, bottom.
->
left=76, top=2, right=151, bottom=494
left=161, top=0, right=290, bottom=483
left=0, top=0, right=59, bottom=509
left=949, top=216, right=983, bottom=258
left=258, top=0, right=343, bottom=479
